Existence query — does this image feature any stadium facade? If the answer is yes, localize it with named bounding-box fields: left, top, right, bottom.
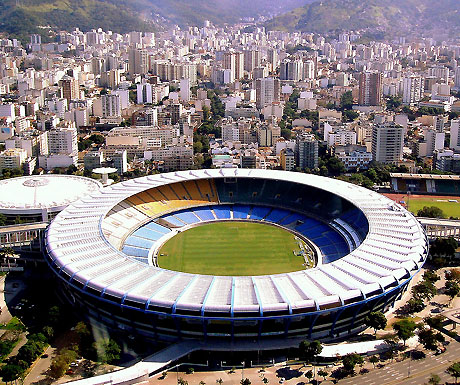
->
left=44, top=169, right=428, bottom=347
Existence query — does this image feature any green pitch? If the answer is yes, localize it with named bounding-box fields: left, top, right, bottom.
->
left=408, top=197, right=460, bottom=218
left=157, top=221, right=308, bottom=276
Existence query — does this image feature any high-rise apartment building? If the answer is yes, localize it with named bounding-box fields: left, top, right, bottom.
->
left=128, top=48, right=148, bottom=75
left=280, top=60, right=303, bottom=81
left=295, top=133, right=318, bottom=169
left=47, top=126, right=78, bottom=156
left=59, top=76, right=79, bottom=102
left=454, top=66, right=460, bottom=91
left=101, top=94, right=122, bottom=118
left=449, top=120, right=460, bottom=151
left=402, top=75, right=424, bottom=105
left=371, top=123, right=404, bottom=163
left=255, top=78, right=280, bottom=110
left=358, top=71, right=383, bottom=106
left=243, top=50, right=261, bottom=72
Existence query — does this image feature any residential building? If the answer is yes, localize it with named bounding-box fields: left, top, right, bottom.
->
left=255, top=78, right=280, bottom=110
left=371, top=123, right=404, bottom=163
left=358, top=71, right=383, bottom=106
left=280, top=148, right=295, bottom=171
left=0, top=148, right=27, bottom=172
left=295, top=133, right=319, bottom=169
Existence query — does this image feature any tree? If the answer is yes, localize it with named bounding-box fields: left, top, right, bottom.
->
left=298, top=340, right=322, bottom=364
left=342, top=353, right=364, bottom=373
left=428, top=373, right=441, bottom=385
left=423, top=271, right=440, bottom=284
left=447, top=362, right=460, bottom=384
left=393, top=318, right=417, bottom=345
left=317, top=369, right=328, bottom=381
left=262, top=377, right=269, bottom=384
left=417, top=206, right=445, bottom=218
left=0, top=364, right=24, bottom=382
left=178, top=378, right=188, bottom=385
left=42, top=326, right=54, bottom=340
left=406, top=297, right=425, bottom=314
left=241, top=378, right=251, bottom=385
left=425, top=315, right=445, bottom=330
left=304, top=370, right=313, bottom=380
left=369, top=356, right=379, bottom=368
left=431, top=237, right=458, bottom=258
left=445, top=268, right=460, bottom=282
left=49, top=356, right=69, bottom=379
left=93, top=339, right=121, bottom=363
left=216, top=379, right=223, bottom=385
left=418, top=328, right=442, bottom=350
left=364, top=311, right=387, bottom=335
left=445, top=280, right=460, bottom=304
left=0, top=213, right=6, bottom=226
left=343, top=109, right=359, bottom=122
left=340, top=91, right=354, bottom=111
left=48, top=306, right=61, bottom=326
left=412, top=280, right=437, bottom=301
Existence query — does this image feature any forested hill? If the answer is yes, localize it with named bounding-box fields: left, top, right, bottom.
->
left=265, top=0, right=460, bottom=35
left=0, top=0, right=310, bottom=43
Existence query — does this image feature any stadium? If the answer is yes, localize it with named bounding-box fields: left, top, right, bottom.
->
left=44, top=169, right=428, bottom=347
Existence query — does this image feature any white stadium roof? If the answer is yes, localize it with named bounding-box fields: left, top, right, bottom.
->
left=45, top=169, right=427, bottom=316
left=0, top=175, right=102, bottom=214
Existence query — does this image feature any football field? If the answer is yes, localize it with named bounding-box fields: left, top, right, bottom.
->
left=157, top=221, right=307, bottom=276
left=384, top=193, right=460, bottom=218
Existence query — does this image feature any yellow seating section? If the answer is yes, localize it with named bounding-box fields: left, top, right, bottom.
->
left=127, top=180, right=219, bottom=218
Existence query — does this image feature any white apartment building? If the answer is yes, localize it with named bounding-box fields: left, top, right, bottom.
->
left=0, top=148, right=27, bottom=171
left=449, top=120, right=460, bottom=151
left=372, top=123, right=404, bottom=163
left=402, top=75, right=424, bottom=105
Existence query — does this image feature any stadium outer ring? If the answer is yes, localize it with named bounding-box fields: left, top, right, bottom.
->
left=44, top=169, right=428, bottom=346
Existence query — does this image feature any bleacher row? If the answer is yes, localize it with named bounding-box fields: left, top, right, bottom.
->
left=120, top=204, right=352, bottom=264
left=122, top=222, right=171, bottom=263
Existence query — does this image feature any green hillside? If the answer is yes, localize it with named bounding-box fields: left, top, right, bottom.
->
left=265, top=0, right=460, bottom=35
left=0, top=0, right=155, bottom=42
left=145, top=0, right=309, bottom=27
left=0, top=0, right=310, bottom=43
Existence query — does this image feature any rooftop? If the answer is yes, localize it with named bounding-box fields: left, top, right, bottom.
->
left=0, top=174, right=102, bottom=211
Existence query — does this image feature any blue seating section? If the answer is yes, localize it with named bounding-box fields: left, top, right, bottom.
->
left=263, top=208, right=291, bottom=223
left=174, top=211, right=200, bottom=225
left=249, top=206, right=271, bottom=220
left=214, top=205, right=231, bottom=219
left=161, top=214, right=187, bottom=227
left=193, top=207, right=216, bottom=221
left=121, top=222, right=172, bottom=260
left=232, top=205, right=251, bottom=219
left=144, top=222, right=171, bottom=234
left=339, top=209, right=369, bottom=240
left=124, top=236, right=155, bottom=249
left=122, top=245, right=149, bottom=258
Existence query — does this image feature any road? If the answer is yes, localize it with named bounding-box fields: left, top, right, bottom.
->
left=324, top=338, right=460, bottom=385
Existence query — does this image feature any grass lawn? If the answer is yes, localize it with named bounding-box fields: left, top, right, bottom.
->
left=407, top=197, right=460, bottom=218
left=0, top=317, right=26, bottom=331
left=157, top=221, right=306, bottom=276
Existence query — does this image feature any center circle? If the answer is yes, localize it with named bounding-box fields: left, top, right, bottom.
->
left=157, top=221, right=315, bottom=276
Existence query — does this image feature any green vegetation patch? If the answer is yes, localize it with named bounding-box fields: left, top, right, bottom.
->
left=408, top=198, right=460, bottom=218
left=0, top=317, right=26, bottom=332
left=158, top=221, right=308, bottom=276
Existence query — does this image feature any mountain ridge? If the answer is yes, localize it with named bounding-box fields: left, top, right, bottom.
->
left=0, top=0, right=310, bottom=43
left=265, top=0, right=460, bottom=36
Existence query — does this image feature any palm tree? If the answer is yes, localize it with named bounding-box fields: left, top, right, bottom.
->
left=216, top=379, right=223, bottom=385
